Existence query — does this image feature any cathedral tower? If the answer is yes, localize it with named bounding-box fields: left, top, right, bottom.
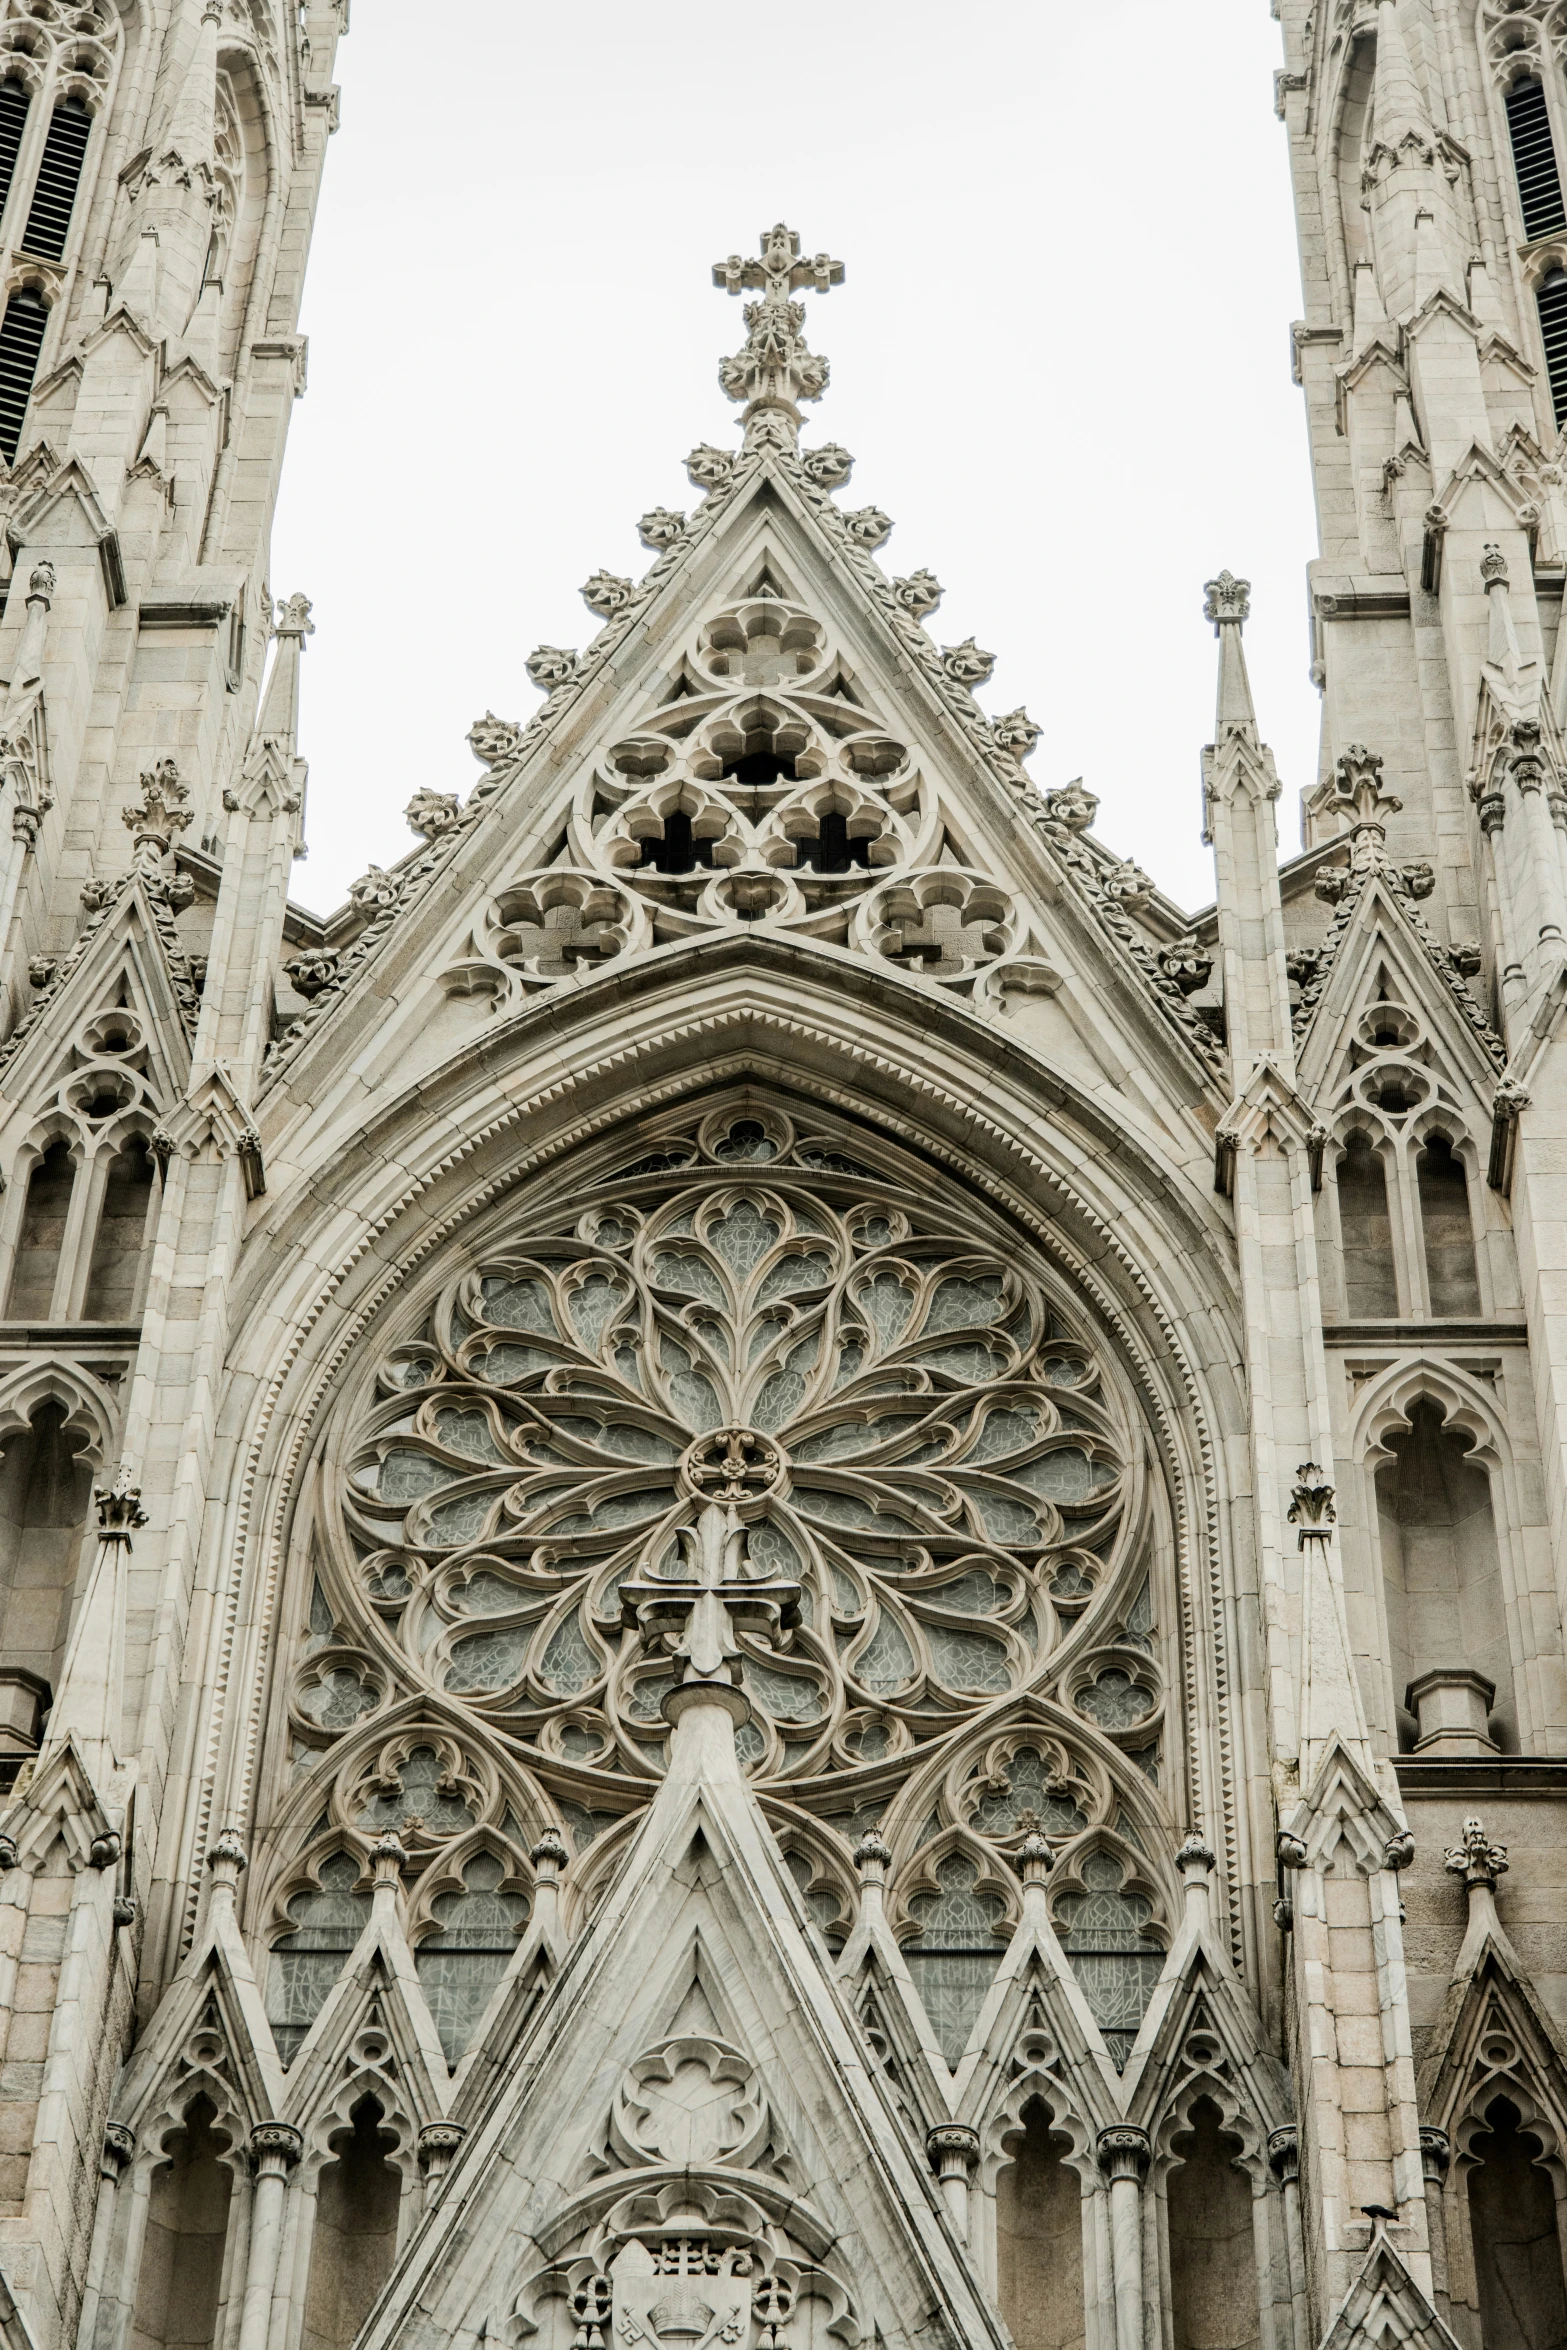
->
left=0, top=9, right=1562, bottom=2350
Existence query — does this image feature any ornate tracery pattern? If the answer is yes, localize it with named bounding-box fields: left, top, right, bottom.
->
left=321, top=1104, right=1153, bottom=1791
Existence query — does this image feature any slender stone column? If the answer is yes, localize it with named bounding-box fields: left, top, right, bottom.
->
left=1096, top=2126, right=1150, bottom=2350
left=1269, top=2126, right=1310, bottom=2350
left=926, top=2124, right=980, bottom=2239
left=76, top=2122, right=134, bottom=2350
left=236, top=2123, right=302, bottom=2350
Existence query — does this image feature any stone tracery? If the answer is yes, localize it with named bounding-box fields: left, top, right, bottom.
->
left=315, top=1102, right=1156, bottom=1814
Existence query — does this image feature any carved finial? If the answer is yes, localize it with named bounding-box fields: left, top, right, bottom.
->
left=1177, top=1829, right=1216, bottom=1884
left=94, top=1466, right=148, bottom=1544
left=852, top=1827, right=891, bottom=1885
left=1444, top=1814, right=1508, bottom=1891
left=1203, top=571, right=1251, bottom=629
left=1017, top=1830, right=1054, bottom=1887
left=713, top=224, right=843, bottom=444
left=1480, top=542, right=1510, bottom=589
left=1287, top=1463, right=1336, bottom=1547
left=123, top=759, right=193, bottom=865
left=26, top=562, right=53, bottom=603
left=274, top=592, right=314, bottom=638
left=530, top=1826, right=569, bottom=1879
left=370, top=1831, right=407, bottom=1882
left=206, top=1828, right=248, bottom=1880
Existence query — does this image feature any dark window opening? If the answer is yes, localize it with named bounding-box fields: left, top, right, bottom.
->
left=1538, top=270, right=1567, bottom=426
left=796, top=810, right=870, bottom=873
left=1468, top=2097, right=1567, bottom=2350
left=0, top=287, right=49, bottom=464
left=0, top=82, right=30, bottom=222
left=1508, top=79, right=1567, bottom=241
left=638, top=808, right=712, bottom=875
left=722, top=750, right=796, bottom=787
left=21, top=95, right=90, bottom=261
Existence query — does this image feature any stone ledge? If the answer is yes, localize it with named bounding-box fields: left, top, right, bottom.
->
left=1324, top=1318, right=1529, bottom=1345
left=1396, top=1757, right=1567, bottom=1798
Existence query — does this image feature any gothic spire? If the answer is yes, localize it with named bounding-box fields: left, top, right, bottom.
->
left=1204, top=569, right=1258, bottom=740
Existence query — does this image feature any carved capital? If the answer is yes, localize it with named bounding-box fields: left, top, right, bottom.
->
left=1267, top=2125, right=1299, bottom=2184
left=250, top=2121, right=304, bottom=2174
left=101, top=2121, right=135, bottom=2176
left=1420, top=2125, right=1452, bottom=2181
left=926, top=2123, right=981, bottom=2180
left=1096, top=2125, right=1151, bottom=2183
left=417, top=2120, right=466, bottom=2172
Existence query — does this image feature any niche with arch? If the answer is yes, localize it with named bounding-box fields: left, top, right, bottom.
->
left=1376, top=1400, right=1515, bottom=1752
left=1336, top=1132, right=1398, bottom=1318
left=301, top=2096, right=402, bottom=2350
left=7, top=1139, right=75, bottom=1318
left=1465, top=2096, right=1567, bottom=2350
left=83, top=1133, right=155, bottom=1318
left=1165, top=2098, right=1260, bottom=2350
left=1416, top=1133, right=1481, bottom=1317
left=0, top=1398, right=92, bottom=1696
left=128, top=2097, right=235, bottom=2350
left=996, top=2099, right=1084, bottom=2350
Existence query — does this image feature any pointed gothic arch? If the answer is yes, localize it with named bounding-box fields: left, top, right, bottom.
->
left=1350, top=1360, right=1560, bottom=1755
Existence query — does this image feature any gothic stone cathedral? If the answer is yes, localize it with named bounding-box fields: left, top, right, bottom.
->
left=5, top=6, right=1567, bottom=2350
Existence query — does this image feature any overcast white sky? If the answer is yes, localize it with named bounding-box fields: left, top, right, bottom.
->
left=270, top=0, right=1319, bottom=923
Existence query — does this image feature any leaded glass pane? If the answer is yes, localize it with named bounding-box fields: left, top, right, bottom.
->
left=1055, top=1853, right=1162, bottom=2069
left=415, top=1853, right=528, bottom=2063
left=268, top=1854, right=369, bottom=2066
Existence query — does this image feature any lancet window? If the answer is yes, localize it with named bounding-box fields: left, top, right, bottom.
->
left=0, top=0, right=120, bottom=459
left=0, top=1003, right=164, bottom=1323
left=1321, top=995, right=1487, bottom=1321
left=1506, top=76, right=1567, bottom=239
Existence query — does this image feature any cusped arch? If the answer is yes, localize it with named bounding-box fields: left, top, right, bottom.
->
left=0, top=1353, right=117, bottom=1470
left=1353, top=1358, right=1509, bottom=1473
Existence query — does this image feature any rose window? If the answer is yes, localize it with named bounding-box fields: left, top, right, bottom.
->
left=334, top=1108, right=1139, bottom=1786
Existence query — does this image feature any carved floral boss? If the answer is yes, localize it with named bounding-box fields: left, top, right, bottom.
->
left=339, top=1132, right=1131, bottom=1782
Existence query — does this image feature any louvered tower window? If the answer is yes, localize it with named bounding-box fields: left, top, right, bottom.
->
left=1538, top=268, right=1567, bottom=424
left=0, top=288, right=48, bottom=462
left=1507, top=77, right=1567, bottom=240
left=20, top=96, right=90, bottom=261
left=0, top=82, right=31, bottom=225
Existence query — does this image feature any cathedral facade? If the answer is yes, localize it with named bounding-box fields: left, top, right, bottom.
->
left=0, top=6, right=1563, bottom=2350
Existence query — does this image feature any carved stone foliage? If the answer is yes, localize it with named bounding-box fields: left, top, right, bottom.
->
left=439, top=592, right=1052, bottom=1009
left=315, top=1100, right=1162, bottom=1846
